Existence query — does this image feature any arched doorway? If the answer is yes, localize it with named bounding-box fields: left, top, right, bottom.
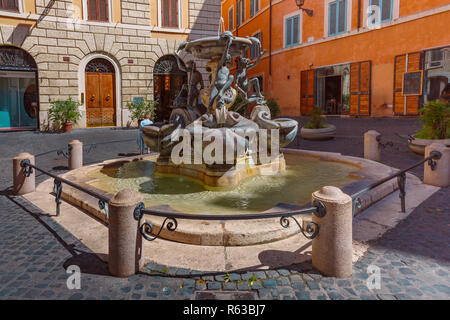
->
left=0, top=46, right=39, bottom=131
left=85, top=58, right=116, bottom=127
left=153, top=55, right=187, bottom=122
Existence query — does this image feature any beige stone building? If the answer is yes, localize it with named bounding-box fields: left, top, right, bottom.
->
left=0, top=0, right=220, bottom=130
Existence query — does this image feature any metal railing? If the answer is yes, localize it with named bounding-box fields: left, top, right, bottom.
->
left=19, top=148, right=443, bottom=243
left=20, top=159, right=109, bottom=217
left=133, top=201, right=326, bottom=242
left=350, top=150, right=442, bottom=214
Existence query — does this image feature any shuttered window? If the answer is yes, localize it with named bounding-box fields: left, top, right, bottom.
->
left=228, top=7, right=234, bottom=30
left=0, top=0, right=19, bottom=12
left=236, top=1, right=241, bottom=26
left=349, top=61, right=372, bottom=116
left=162, top=0, right=179, bottom=28
left=88, top=0, right=109, bottom=22
left=285, top=15, right=300, bottom=47
left=369, top=0, right=393, bottom=24
left=328, top=0, right=346, bottom=36
left=250, top=0, right=259, bottom=17
left=250, top=32, right=262, bottom=59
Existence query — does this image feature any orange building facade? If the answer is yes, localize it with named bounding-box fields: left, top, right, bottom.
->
left=221, top=0, right=450, bottom=117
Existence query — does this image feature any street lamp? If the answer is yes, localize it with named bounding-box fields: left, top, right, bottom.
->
left=295, top=0, right=314, bottom=16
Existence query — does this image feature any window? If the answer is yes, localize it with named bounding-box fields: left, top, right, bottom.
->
left=0, top=0, right=19, bottom=12
left=328, top=0, right=347, bottom=36
left=161, top=0, right=179, bottom=28
left=228, top=7, right=234, bottom=30
left=236, top=1, right=241, bottom=26
left=250, top=32, right=262, bottom=59
left=369, top=0, right=393, bottom=24
left=285, top=15, right=300, bottom=47
left=87, top=0, right=109, bottom=22
left=236, top=0, right=245, bottom=26
left=250, top=0, right=259, bottom=17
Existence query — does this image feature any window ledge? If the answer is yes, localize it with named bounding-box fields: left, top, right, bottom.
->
left=0, top=10, right=35, bottom=20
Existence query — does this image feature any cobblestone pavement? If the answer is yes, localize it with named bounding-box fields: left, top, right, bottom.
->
left=0, top=119, right=448, bottom=300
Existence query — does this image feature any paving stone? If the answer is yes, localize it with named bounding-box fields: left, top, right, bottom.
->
left=277, top=269, right=290, bottom=276
left=266, top=270, right=279, bottom=278
left=263, top=279, right=277, bottom=288
left=306, top=280, right=320, bottom=290
left=207, top=282, right=221, bottom=290
left=237, top=281, right=251, bottom=291
left=377, top=294, right=397, bottom=300
left=276, top=277, right=290, bottom=286
left=295, top=291, right=311, bottom=300
left=258, top=288, right=272, bottom=299
left=223, top=282, right=237, bottom=291
left=253, top=271, right=267, bottom=279
left=327, top=291, right=345, bottom=300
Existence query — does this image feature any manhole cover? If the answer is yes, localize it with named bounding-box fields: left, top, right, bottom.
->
left=195, top=291, right=257, bottom=300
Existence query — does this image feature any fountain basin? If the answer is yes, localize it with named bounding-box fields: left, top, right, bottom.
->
left=56, top=149, right=400, bottom=246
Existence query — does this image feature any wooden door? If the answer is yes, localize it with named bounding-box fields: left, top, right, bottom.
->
left=350, top=61, right=371, bottom=116
left=393, top=52, right=423, bottom=115
left=86, top=72, right=115, bottom=127
left=300, top=69, right=315, bottom=116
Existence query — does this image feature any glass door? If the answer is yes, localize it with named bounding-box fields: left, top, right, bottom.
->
left=0, top=71, right=38, bottom=129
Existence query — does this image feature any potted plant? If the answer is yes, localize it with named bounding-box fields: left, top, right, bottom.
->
left=300, top=106, right=336, bottom=140
left=408, top=100, right=450, bottom=155
left=126, top=98, right=157, bottom=127
left=48, top=97, right=82, bottom=133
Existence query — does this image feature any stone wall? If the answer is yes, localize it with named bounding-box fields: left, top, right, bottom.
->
left=0, top=0, right=220, bottom=129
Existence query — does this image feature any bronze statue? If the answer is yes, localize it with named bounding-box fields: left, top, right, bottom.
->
left=234, top=37, right=266, bottom=112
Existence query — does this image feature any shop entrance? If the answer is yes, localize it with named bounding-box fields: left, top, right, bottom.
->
left=0, top=46, right=38, bottom=131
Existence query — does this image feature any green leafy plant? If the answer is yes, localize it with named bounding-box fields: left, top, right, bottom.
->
left=304, top=106, right=327, bottom=129
left=48, top=97, right=82, bottom=129
left=248, top=275, right=258, bottom=288
left=415, top=100, right=450, bottom=140
left=126, top=98, right=157, bottom=122
left=229, top=94, right=247, bottom=116
left=265, top=95, right=280, bottom=118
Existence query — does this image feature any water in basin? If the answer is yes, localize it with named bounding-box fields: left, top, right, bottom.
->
left=87, top=154, right=361, bottom=214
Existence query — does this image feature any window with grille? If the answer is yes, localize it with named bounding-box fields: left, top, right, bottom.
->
left=88, top=0, right=109, bottom=22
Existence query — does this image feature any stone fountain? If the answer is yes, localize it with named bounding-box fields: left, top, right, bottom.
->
left=142, top=31, right=298, bottom=189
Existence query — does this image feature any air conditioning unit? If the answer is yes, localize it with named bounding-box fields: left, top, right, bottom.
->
left=426, top=50, right=445, bottom=69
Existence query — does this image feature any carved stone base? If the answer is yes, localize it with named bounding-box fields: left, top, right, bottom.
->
left=154, top=154, right=286, bottom=189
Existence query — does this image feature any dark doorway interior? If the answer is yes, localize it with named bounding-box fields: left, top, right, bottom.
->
left=324, top=75, right=342, bottom=115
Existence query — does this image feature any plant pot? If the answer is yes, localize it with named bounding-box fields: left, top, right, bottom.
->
left=408, top=136, right=450, bottom=155
left=63, top=122, right=73, bottom=133
left=301, top=124, right=336, bottom=141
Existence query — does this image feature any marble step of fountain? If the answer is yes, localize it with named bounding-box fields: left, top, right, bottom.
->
left=22, top=174, right=439, bottom=273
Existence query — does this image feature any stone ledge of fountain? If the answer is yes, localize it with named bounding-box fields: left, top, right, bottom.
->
left=154, top=154, right=286, bottom=190
left=45, top=149, right=415, bottom=246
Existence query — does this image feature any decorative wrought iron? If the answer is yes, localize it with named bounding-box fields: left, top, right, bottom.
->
left=0, top=46, right=38, bottom=71
left=56, top=144, right=72, bottom=159
left=98, top=200, right=109, bottom=219
left=351, top=150, right=443, bottom=216
left=312, top=200, right=326, bottom=218
left=140, top=217, right=178, bottom=241
left=154, top=55, right=186, bottom=75
left=54, top=179, right=62, bottom=216
left=397, top=173, right=406, bottom=213
left=85, top=58, right=115, bottom=73
left=20, top=159, right=33, bottom=177
left=428, top=150, right=442, bottom=171
left=134, top=202, right=324, bottom=242
left=280, top=216, right=319, bottom=239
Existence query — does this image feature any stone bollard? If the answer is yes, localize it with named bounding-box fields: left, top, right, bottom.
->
left=312, top=186, right=353, bottom=278
left=424, top=143, right=450, bottom=187
left=13, top=152, right=35, bottom=195
left=364, top=130, right=381, bottom=161
left=68, top=140, right=83, bottom=170
left=108, top=189, right=144, bottom=277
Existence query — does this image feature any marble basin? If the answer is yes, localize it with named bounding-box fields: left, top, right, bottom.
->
left=184, top=36, right=252, bottom=59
